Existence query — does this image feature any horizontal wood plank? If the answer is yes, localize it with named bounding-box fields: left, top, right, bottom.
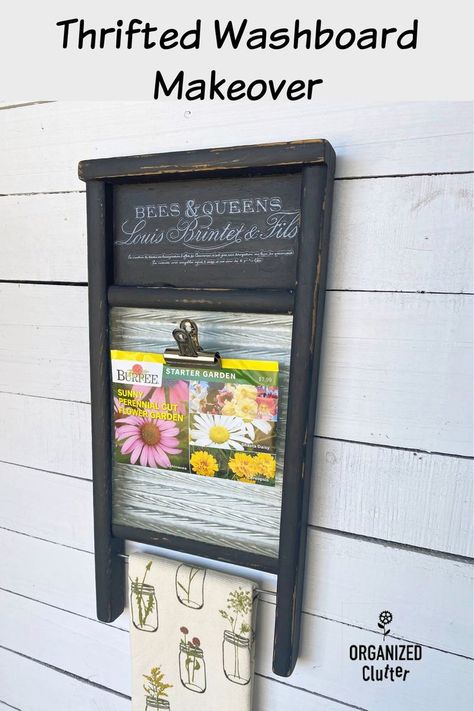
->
left=329, top=173, right=473, bottom=293
left=0, top=192, right=87, bottom=282
left=0, top=394, right=92, bottom=478
left=0, top=283, right=90, bottom=402
left=0, top=589, right=130, bottom=694
left=311, top=439, right=474, bottom=557
left=317, top=292, right=473, bottom=455
left=0, top=102, right=471, bottom=194
left=1, top=173, right=472, bottom=292
left=0, top=463, right=93, bottom=549
left=0, top=647, right=130, bottom=711
left=0, top=285, right=471, bottom=455
left=0, top=526, right=471, bottom=657
left=1, top=420, right=472, bottom=557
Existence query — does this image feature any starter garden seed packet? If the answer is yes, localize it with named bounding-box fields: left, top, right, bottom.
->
left=110, top=349, right=279, bottom=486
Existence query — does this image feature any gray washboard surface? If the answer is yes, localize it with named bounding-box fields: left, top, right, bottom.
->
left=110, top=307, right=293, bottom=558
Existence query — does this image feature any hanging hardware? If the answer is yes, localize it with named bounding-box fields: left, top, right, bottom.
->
left=164, top=319, right=221, bottom=368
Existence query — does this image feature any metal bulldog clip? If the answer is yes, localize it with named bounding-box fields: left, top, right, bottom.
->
left=164, top=319, right=221, bottom=368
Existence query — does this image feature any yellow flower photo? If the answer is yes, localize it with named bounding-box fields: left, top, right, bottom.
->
left=190, top=450, right=219, bottom=477
left=228, top=451, right=277, bottom=484
left=228, top=453, right=256, bottom=483
left=252, top=452, right=276, bottom=479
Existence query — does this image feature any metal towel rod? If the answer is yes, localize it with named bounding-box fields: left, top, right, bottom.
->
left=117, top=553, right=277, bottom=597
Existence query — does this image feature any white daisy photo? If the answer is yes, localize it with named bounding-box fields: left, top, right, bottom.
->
left=190, top=414, right=253, bottom=450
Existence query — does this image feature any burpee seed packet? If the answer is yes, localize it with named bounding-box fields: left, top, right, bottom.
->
left=110, top=349, right=279, bottom=486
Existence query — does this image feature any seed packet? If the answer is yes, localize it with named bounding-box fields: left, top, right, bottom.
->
left=111, top=350, right=279, bottom=486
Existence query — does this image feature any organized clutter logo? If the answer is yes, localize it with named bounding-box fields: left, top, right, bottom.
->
left=349, top=610, right=423, bottom=683
left=378, top=610, right=393, bottom=640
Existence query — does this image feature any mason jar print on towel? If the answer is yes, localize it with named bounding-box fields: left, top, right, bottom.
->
left=179, top=627, right=207, bottom=693
left=220, top=587, right=254, bottom=685
left=175, top=564, right=206, bottom=609
left=129, top=553, right=258, bottom=709
left=143, top=666, right=172, bottom=710
left=130, top=561, right=159, bottom=632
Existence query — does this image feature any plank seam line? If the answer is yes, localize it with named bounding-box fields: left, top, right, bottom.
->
left=0, top=190, right=85, bottom=197
left=0, top=101, right=54, bottom=111
left=310, top=525, right=474, bottom=564
left=317, top=435, right=474, bottom=461
left=262, top=598, right=474, bottom=661
left=255, top=672, right=368, bottom=711
left=0, top=390, right=90, bottom=405
left=0, top=170, right=472, bottom=198
left=326, top=289, right=474, bottom=296
left=0, top=526, right=92, bottom=556
left=0, top=582, right=469, bottom=661
left=0, top=643, right=131, bottom=700
left=337, top=170, right=474, bottom=181
left=2, top=389, right=470, bottom=460
left=0, top=279, right=88, bottom=287
left=0, top=391, right=473, bottom=464
left=0, top=458, right=90, bottom=482
left=0, top=699, right=22, bottom=711
left=0, top=585, right=127, bottom=633
left=2, top=420, right=472, bottom=482
left=2, top=501, right=473, bottom=568
left=1, top=280, right=473, bottom=296
left=304, top=613, right=474, bottom=662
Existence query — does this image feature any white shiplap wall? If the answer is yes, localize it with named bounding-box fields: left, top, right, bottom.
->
left=0, top=101, right=472, bottom=711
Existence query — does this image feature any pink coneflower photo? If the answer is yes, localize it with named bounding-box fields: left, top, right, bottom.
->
left=168, top=380, right=189, bottom=415
left=115, top=415, right=182, bottom=468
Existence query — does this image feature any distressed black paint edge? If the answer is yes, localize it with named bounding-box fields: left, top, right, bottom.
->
left=108, top=286, right=294, bottom=314
left=290, top=162, right=334, bottom=670
left=273, top=150, right=335, bottom=676
left=86, top=181, right=125, bottom=622
left=112, top=525, right=279, bottom=575
left=78, top=140, right=328, bottom=182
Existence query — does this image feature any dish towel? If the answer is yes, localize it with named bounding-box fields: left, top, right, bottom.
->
left=129, top=553, right=258, bottom=711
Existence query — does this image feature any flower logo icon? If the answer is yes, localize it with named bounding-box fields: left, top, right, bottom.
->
left=378, top=610, right=392, bottom=639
